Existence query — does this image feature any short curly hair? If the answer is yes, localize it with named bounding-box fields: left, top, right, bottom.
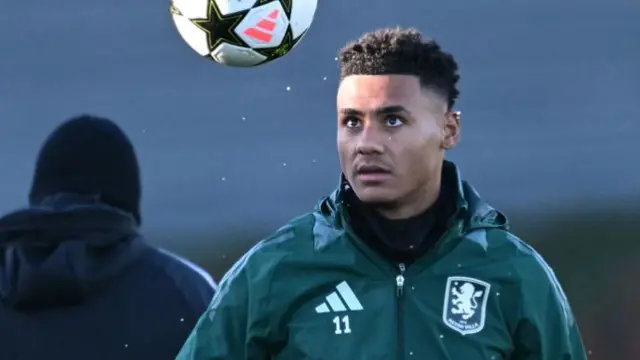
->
left=339, top=27, right=460, bottom=109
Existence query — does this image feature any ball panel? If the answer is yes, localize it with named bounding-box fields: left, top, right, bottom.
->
left=213, top=0, right=257, bottom=17
left=234, top=1, right=289, bottom=49
left=172, top=14, right=211, bottom=56
left=171, top=0, right=209, bottom=19
left=210, top=42, right=268, bottom=67
left=289, top=0, right=317, bottom=39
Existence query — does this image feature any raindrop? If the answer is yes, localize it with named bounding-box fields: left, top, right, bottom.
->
left=496, top=292, right=500, bottom=296
left=409, top=352, right=414, bottom=356
left=439, top=335, right=444, bottom=339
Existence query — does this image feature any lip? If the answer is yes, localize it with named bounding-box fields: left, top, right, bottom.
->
left=354, top=165, right=392, bottom=182
left=356, top=172, right=392, bottom=182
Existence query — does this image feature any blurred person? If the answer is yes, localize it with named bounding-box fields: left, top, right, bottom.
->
left=0, top=115, right=216, bottom=359
left=177, top=28, right=586, bottom=359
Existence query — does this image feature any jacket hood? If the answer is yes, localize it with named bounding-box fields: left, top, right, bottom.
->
left=0, top=193, right=146, bottom=311
left=316, top=160, right=508, bottom=233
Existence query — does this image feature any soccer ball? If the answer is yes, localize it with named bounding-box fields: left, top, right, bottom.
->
left=170, top=0, right=318, bottom=67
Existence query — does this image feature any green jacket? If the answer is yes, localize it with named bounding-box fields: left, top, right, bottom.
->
left=177, top=165, right=586, bottom=360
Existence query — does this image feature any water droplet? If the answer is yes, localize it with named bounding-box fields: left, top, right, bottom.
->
left=457, top=263, right=462, bottom=268
left=285, top=86, right=291, bottom=91
left=180, top=318, right=184, bottom=322
left=496, top=292, right=500, bottom=296
left=282, top=162, right=287, bottom=166
left=322, top=76, right=327, bottom=80
left=439, top=334, right=444, bottom=339
left=410, top=286, right=415, bottom=291
left=124, top=344, right=129, bottom=348
left=334, top=57, right=338, bottom=61
left=221, top=177, right=226, bottom=181
left=241, top=116, right=246, bottom=121
left=409, top=351, right=414, bottom=356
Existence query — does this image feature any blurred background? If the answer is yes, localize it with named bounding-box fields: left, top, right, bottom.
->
left=1, top=0, right=639, bottom=358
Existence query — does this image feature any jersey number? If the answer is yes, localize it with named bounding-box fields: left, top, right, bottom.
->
left=333, top=315, right=351, bottom=335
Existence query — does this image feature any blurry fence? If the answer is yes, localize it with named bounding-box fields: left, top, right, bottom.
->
left=155, top=200, right=640, bottom=359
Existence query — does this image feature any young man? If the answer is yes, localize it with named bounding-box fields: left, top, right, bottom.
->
left=177, top=28, right=587, bottom=359
left=0, top=115, right=216, bottom=360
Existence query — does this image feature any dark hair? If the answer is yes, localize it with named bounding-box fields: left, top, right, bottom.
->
left=339, top=27, right=460, bottom=109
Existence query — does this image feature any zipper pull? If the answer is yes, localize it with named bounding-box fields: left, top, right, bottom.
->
left=396, top=263, right=406, bottom=297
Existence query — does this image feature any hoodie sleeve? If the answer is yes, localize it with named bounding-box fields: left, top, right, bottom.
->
left=511, top=252, right=587, bottom=360
left=175, top=254, right=270, bottom=360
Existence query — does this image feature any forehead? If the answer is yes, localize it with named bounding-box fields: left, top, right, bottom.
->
left=337, top=75, right=424, bottom=110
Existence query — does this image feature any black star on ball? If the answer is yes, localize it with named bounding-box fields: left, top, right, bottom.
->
left=190, top=0, right=246, bottom=51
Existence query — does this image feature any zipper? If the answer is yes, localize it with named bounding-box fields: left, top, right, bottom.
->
left=396, top=263, right=406, bottom=360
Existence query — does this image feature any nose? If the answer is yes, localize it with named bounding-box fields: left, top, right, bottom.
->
left=355, top=124, right=384, bottom=155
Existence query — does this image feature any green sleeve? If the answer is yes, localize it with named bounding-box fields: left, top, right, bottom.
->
left=511, top=253, right=587, bottom=360
left=175, top=257, right=270, bottom=360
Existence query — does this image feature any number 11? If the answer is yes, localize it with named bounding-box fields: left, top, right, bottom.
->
left=333, top=315, right=351, bottom=334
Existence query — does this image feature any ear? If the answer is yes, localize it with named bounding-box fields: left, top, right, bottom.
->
left=442, top=111, right=461, bottom=150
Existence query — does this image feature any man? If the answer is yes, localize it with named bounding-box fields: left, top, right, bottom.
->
left=177, top=28, right=586, bottom=359
left=0, top=115, right=216, bottom=359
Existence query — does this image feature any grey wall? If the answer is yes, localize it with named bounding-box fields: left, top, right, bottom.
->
left=1, top=0, right=638, bottom=239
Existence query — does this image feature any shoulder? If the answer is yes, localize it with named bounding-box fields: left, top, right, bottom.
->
left=143, top=247, right=217, bottom=311
left=234, top=212, right=318, bottom=279
left=485, top=229, right=573, bottom=314
left=154, top=248, right=218, bottom=290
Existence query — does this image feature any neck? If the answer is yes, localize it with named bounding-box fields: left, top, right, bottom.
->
left=374, top=177, right=442, bottom=220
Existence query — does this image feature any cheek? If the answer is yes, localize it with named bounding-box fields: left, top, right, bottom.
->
left=337, top=137, right=351, bottom=165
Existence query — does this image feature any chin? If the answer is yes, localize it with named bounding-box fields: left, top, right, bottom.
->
left=352, top=186, right=399, bottom=205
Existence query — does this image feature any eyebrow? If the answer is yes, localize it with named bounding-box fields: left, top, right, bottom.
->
left=339, top=105, right=409, bottom=116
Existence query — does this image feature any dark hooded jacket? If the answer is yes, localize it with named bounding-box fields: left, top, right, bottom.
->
left=0, top=194, right=216, bottom=360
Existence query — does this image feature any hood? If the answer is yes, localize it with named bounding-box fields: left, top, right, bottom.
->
left=0, top=193, right=146, bottom=311
left=315, top=160, right=509, bottom=234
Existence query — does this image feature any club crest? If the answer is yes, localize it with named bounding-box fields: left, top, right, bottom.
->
left=442, top=276, right=490, bottom=335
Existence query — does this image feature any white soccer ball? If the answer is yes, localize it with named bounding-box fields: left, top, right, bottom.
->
left=170, top=0, right=318, bottom=67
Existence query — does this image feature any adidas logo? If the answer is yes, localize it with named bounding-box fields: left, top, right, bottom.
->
left=243, top=9, right=280, bottom=43
left=315, top=281, right=363, bottom=313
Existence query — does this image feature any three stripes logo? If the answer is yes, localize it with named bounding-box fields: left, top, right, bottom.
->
left=315, top=281, right=363, bottom=313
left=243, top=9, right=280, bottom=43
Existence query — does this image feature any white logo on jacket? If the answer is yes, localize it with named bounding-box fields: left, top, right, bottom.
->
left=442, top=276, right=490, bottom=335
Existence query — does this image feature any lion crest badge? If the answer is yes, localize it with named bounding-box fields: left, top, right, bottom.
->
left=442, top=276, right=491, bottom=335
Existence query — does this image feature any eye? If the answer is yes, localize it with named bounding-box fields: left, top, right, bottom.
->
left=385, top=116, right=405, bottom=127
left=343, top=117, right=361, bottom=128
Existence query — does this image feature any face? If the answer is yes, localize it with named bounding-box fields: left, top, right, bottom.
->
left=337, top=75, right=460, bottom=210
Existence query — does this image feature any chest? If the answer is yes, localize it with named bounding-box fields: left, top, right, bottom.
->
left=274, top=273, right=515, bottom=360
